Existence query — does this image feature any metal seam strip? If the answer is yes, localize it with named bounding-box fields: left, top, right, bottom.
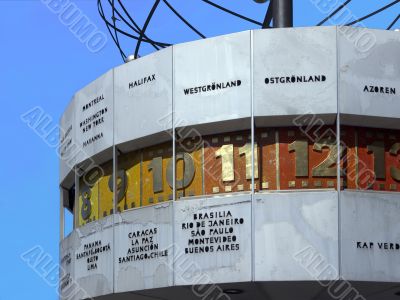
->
left=275, top=130, right=280, bottom=190
left=171, top=45, right=176, bottom=287
left=336, top=27, right=342, bottom=280
left=112, top=67, right=117, bottom=293
left=250, top=30, right=255, bottom=282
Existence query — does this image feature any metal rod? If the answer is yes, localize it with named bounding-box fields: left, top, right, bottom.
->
left=273, top=0, right=293, bottom=28
left=262, top=1, right=273, bottom=28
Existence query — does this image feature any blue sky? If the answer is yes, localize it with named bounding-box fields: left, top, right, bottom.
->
left=0, top=0, right=398, bottom=299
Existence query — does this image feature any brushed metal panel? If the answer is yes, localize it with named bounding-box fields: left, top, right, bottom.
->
left=254, top=27, right=338, bottom=126
left=60, top=231, right=76, bottom=300
left=74, top=70, right=114, bottom=164
left=174, top=31, right=251, bottom=131
left=74, top=216, right=114, bottom=299
left=341, top=190, right=400, bottom=282
left=114, top=203, right=173, bottom=293
left=339, top=27, right=400, bottom=128
left=254, top=190, right=339, bottom=281
left=114, top=48, right=173, bottom=148
left=60, top=98, right=76, bottom=185
left=174, top=194, right=252, bottom=285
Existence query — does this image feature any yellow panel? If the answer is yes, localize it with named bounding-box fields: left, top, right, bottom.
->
left=142, top=143, right=173, bottom=206
left=176, top=140, right=203, bottom=198
left=119, top=150, right=141, bottom=211
left=97, top=161, right=113, bottom=218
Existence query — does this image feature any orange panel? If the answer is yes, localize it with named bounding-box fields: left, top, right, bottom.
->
left=342, top=126, right=357, bottom=190
left=204, top=131, right=257, bottom=195
left=279, top=126, right=339, bottom=190
left=384, top=129, right=400, bottom=192
left=356, top=128, right=400, bottom=191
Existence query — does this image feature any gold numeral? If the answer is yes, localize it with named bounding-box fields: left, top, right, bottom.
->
left=215, top=144, right=234, bottom=182
left=288, top=140, right=308, bottom=177
left=312, top=138, right=343, bottom=177
left=238, top=143, right=259, bottom=180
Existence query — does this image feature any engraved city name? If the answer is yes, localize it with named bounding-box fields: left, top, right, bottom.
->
left=363, top=85, right=396, bottom=95
left=118, top=227, right=168, bottom=264
left=82, top=94, right=104, bottom=111
left=128, top=74, right=156, bottom=89
left=357, top=241, right=400, bottom=250
left=265, top=74, right=327, bottom=85
left=79, top=93, right=109, bottom=148
left=182, top=209, right=244, bottom=254
left=183, top=80, right=242, bottom=95
left=76, top=239, right=112, bottom=271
